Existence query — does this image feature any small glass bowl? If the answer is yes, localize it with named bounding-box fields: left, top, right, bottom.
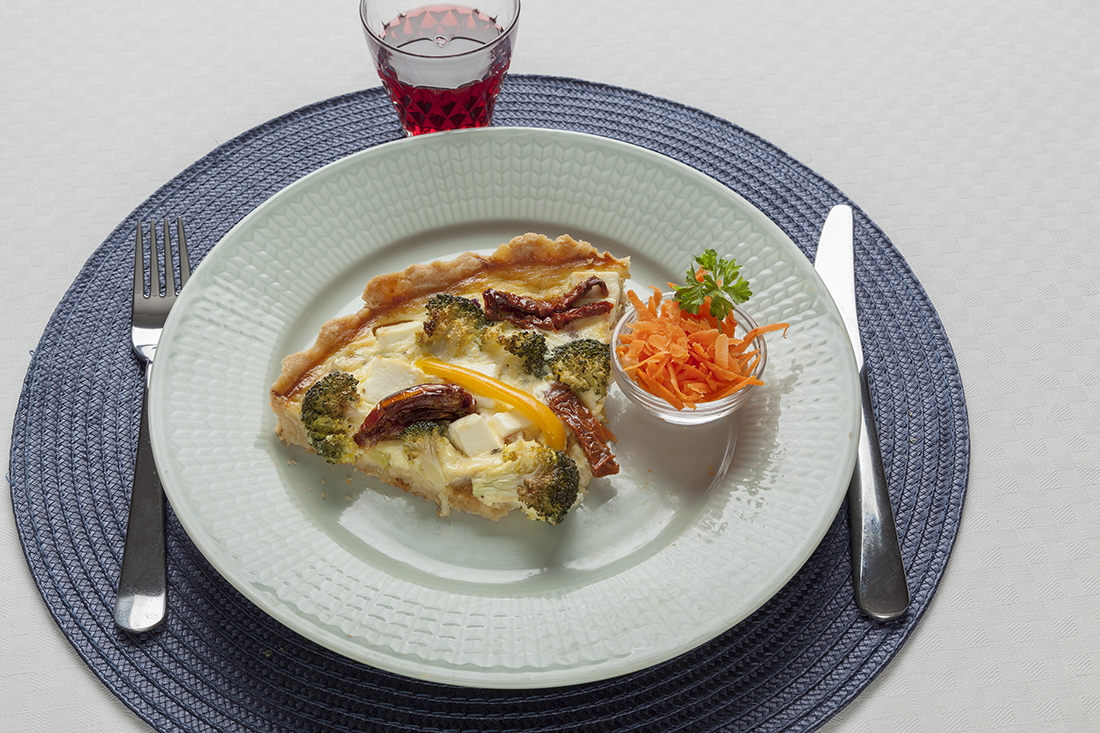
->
left=610, top=293, right=768, bottom=426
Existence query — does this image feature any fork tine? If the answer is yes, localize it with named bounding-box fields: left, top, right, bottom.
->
left=175, top=217, right=191, bottom=288
left=134, top=222, right=145, bottom=306
left=162, top=219, right=176, bottom=295
left=149, top=218, right=161, bottom=296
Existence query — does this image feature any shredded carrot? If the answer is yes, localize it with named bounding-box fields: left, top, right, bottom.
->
left=715, top=332, right=730, bottom=371
left=616, top=291, right=789, bottom=410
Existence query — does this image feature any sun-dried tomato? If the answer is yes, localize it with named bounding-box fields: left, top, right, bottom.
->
left=483, top=276, right=611, bottom=330
left=354, top=384, right=475, bottom=446
left=545, top=382, right=619, bottom=477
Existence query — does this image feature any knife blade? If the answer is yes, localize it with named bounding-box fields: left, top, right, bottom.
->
left=815, top=204, right=910, bottom=621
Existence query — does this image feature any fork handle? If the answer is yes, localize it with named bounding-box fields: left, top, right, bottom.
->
left=114, top=362, right=167, bottom=632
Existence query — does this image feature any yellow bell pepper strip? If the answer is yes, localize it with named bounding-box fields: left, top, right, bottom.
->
left=414, top=357, right=567, bottom=451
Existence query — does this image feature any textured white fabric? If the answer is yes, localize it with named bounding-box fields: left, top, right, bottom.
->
left=2, top=0, right=1098, bottom=730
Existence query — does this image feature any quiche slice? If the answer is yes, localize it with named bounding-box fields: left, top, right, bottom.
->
left=270, top=233, right=631, bottom=525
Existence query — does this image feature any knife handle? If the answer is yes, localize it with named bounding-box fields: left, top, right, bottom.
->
left=848, top=364, right=910, bottom=621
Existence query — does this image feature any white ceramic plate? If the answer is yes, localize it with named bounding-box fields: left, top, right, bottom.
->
left=149, top=127, right=860, bottom=688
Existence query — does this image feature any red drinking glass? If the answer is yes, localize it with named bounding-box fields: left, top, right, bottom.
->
left=360, top=1, right=520, bottom=136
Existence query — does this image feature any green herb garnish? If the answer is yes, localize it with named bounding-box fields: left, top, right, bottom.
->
left=671, top=249, right=753, bottom=332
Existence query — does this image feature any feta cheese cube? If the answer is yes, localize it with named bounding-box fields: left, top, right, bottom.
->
left=374, top=321, right=421, bottom=349
left=473, top=394, right=498, bottom=410
left=487, top=410, right=532, bottom=440
left=447, top=414, right=503, bottom=456
left=358, top=358, right=422, bottom=404
left=452, top=357, right=501, bottom=380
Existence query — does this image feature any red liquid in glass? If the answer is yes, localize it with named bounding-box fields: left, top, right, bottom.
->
left=378, top=5, right=510, bottom=136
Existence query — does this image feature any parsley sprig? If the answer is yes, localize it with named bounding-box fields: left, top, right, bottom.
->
left=671, top=249, right=753, bottom=332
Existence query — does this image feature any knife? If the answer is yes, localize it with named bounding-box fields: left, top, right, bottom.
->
left=815, top=205, right=910, bottom=621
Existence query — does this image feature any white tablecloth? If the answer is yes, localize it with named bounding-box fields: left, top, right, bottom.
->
left=2, top=1, right=1098, bottom=730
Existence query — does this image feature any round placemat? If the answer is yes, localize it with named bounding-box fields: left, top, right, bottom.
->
left=10, top=76, right=968, bottom=732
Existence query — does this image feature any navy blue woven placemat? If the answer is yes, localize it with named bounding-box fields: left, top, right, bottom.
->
left=10, top=76, right=968, bottom=732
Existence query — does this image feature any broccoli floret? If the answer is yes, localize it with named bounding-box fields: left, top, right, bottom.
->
left=400, top=420, right=460, bottom=489
left=301, top=371, right=359, bottom=463
left=546, top=339, right=611, bottom=397
left=400, top=420, right=450, bottom=459
left=417, top=294, right=487, bottom=355
left=471, top=441, right=581, bottom=525
left=484, top=324, right=548, bottom=377
left=517, top=448, right=581, bottom=525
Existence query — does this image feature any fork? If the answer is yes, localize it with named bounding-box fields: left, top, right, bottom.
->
left=114, top=218, right=190, bottom=632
